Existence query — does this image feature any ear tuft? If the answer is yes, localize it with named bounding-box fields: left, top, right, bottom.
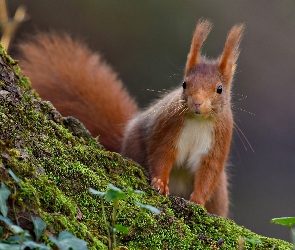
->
left=185, top=19, right=213, bottom=75
left=219, top=24, right=245, bottom=85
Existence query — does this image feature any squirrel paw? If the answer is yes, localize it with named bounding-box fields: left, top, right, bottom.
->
left=151, top=177, right=169, bottom=196
left=189, top=193, right=205, bottom=206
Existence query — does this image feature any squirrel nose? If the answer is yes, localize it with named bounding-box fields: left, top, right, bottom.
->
left=193, top=101, right=203, bottom=114
left=193, top=101, right=202, bottom=108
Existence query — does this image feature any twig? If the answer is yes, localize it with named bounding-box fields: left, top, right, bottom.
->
left=0, top=0, right=28, bottom=51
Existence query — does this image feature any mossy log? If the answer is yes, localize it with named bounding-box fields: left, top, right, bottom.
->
left=0, top=44, right=292, bottom=249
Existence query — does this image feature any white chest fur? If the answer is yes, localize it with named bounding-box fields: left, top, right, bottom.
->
left=175, top=117, right=214, bottom=171
left=169, top=117, right=214, bottom=198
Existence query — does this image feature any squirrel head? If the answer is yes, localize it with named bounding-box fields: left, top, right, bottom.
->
left=182, top=19, right=244, bottom=119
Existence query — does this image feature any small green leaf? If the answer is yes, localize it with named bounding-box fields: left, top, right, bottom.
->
left=8, top=169, right=21, bottom=187
left=0, top=222, right=28, bottom=235
left=105, top=189, right=126, bottom=202
left=133, top=190, right=145, bottom=195
left=10, top=225, right=24, bottom=234
left=31, top=216, right=46, bottom=241
left=135, top=201, right=161, bottom=214
left=0, top=215, right=12, bottom=226
left=49, top=235, right=63, bottom=249
left=50, top=231, right=88, bottom=250
left=6, top=235, right=23, bottom=243
left=0, top=183, right=11, bottom=217
left=126, top=188, right=145, bottom=196
left=114, top=224, right=129, bottom=234
left=89, top=188, right=106, bottom=197
left=0, top=243, right=21, bottom=250
left=245, top=237, right=262, bottom=245
left=0, top=226, right=3, bottom=238
left=23, top=240, right=51, bottom=250
left=108, top=183, right=123, bottom=192
left=271, top=217, right=295, bottom=228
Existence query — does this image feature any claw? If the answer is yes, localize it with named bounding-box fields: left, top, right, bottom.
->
left=151, top=177, right=169, bottom=196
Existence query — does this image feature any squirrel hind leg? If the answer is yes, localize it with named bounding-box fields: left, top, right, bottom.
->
left=204, top=170, right=229, bottom=217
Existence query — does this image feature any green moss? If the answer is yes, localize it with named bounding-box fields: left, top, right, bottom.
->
left=0, top=43, right=293, bottom=250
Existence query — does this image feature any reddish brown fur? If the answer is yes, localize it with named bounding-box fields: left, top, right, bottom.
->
left=185, top=20, right=213, bottom=75
left=191, top=115, right=233, bottom=217
left=205, top=171, right=229, bottom=216
left=183, top=21, right=243, bottom=216
left=120, top=117, right=147, bottom=166
left=219, top=24, right=244, bottom=86
left=19, top=33, right=138, bottom=152
left=147, top=102, right=186, bottom=194
left=124, top=20, right=244, bottom=217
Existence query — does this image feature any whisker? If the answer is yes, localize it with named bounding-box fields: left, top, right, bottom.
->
left=233, top=106, right=256, bottom=116
left=232, top=93, right=248, bottom=101
left=170, top=104, right=185, bottom=114
left=234, top=115, right=243, bottom=125
left=234, top=123, right=255, bottom=153
left=147, top=110, right=157, bottom=116
left=147, top=100, right=185, bottom=116
left=167, top=73, right=182, bottom=81
left=234, top=125, right=248, bottom=151
left=178, top=107, right=188, bottom=115
left=145, top=88, right=169, bottom=94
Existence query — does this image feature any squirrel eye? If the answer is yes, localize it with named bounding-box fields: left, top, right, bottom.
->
left=216, top=85, right=222, bottom=94
left=182, top=81, right=186, bottom=89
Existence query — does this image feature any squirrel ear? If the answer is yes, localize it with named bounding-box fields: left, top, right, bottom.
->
left=185, top=19, right=213, bottom=75
left=219, top=24, right=245, bottom=86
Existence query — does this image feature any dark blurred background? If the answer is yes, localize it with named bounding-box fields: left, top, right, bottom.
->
left=6, top=0, right=295, bottom=242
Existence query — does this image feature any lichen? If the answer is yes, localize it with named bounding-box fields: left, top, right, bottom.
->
left=0, top=42, right=293, bottom=249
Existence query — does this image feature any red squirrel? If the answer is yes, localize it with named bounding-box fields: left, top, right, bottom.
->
left=19, top=19, right=244, bottom=217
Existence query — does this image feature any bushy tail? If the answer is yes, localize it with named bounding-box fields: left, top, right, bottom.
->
left=18, top=33, right=138, bottom=152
